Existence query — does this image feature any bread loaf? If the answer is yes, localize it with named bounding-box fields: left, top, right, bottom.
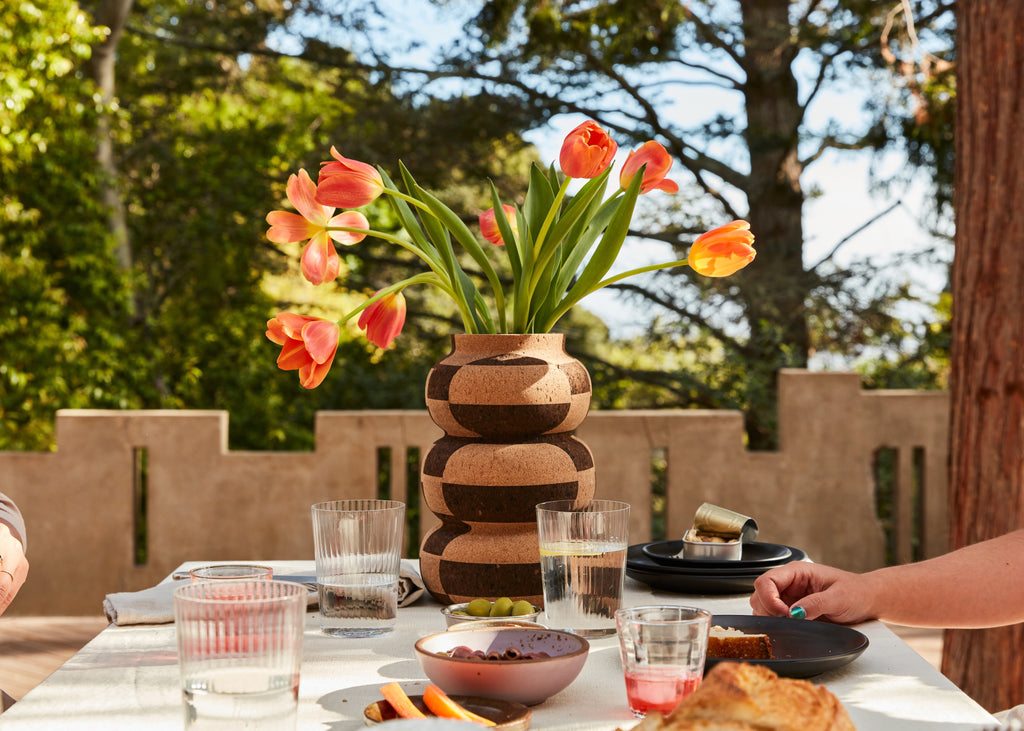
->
left=626, top=662, right=855, bottom=731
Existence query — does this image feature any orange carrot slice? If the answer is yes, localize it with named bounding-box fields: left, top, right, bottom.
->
left=380, top=682, right=427, bottom=719
left=423, top=685, right=497, bottom=726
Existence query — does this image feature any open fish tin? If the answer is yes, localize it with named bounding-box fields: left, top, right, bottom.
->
left=680, top=503, right=759, bottom=560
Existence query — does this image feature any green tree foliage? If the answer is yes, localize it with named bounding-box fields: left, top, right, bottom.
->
left=0, top=2, right=142, bottom=450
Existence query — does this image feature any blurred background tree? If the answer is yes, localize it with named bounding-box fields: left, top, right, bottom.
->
left=2, top=0, right=954, bottom=453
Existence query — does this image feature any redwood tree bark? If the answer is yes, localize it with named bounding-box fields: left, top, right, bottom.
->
left=942, top=2, right=1024, bottom=713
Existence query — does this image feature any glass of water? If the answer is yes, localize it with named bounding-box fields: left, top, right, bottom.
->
left=536, top=499, right=630, bottom=638
left=173, top=579, right=306, bottom=730
left=310, top=499, right=405, bottom=637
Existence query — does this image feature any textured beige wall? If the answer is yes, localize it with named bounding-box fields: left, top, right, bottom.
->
left=0, top=370, right=948, bottom=616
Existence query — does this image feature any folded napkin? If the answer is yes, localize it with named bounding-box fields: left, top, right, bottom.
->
left=103, top=560, right=426, bottom=626
left=398, top=559, right=426, bottom=607
left=103, top=582, right=179, bottom=626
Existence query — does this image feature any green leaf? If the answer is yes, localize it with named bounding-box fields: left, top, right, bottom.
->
left=541, top=171, right=643, bottom=330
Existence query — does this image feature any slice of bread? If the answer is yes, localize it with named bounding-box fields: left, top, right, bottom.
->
left=707, top=625, right=773, bottom=660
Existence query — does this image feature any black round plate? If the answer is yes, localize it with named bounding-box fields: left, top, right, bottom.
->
left=642, top=540, right=792, bottom=569
left=704, top=614, right=869, bottom=679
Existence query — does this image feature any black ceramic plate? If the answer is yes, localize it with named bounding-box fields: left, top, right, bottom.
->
left=626, top=561, right=765, bottom=594
left=627, top=544, right=807, bottom=577
left=364, top=695, right=532, bottom=729
left=705, top=615, right=869, bottom=679
left=642, top=540, right=792, bottom=569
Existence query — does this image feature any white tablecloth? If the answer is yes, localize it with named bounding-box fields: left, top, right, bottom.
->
left=0, top=561, right=998, bottom=730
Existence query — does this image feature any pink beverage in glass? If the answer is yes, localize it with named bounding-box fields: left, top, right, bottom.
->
left=624, top=666, right=702, bottom=717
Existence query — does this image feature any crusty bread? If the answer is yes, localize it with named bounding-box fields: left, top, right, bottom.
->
left=707, top=626, right=773, bottom=660
left=625, top=662, right=855, bottom=731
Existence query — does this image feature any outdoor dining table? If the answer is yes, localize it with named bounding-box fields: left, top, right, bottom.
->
left=0, top=560, right=1000, bottom=730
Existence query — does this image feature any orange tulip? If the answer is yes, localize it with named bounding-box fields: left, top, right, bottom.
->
left=688, top=220, right=756, bottom=277
left=358, top=291, right=407, bottom=349
left=315, top=148, right=385, bottom=208
left=266, top=312, right=340, bottom=389
left=559, top=121, right=618, bottom=179
left=619, top=141, right=679, bottom=195
left=266, top=170, right=369, bottom=285
left=479, top=204, right=518, bottom=246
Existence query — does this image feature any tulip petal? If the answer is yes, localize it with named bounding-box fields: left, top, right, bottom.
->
left=266, top=210, right=318, bottom=244
left=328, top=211, right=370, bottom=246
left=287, top=169, right=332, bottom=226
left=302, top=320, right=340, bottom=364
left=301, top=231, right=341, bottom=285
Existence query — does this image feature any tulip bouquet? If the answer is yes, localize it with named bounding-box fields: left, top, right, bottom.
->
left=265, top=121, right=756, bottom=388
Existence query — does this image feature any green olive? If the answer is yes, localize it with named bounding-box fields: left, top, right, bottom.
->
left=511, top=600, right=535, bottom=616
left=465, top=598, right=493, bottom=617
left=490, top=597, right=514, bottom=617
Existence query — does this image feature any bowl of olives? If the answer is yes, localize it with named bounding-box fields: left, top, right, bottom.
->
left=414, top=625, right=590, bottom=706
left=441, top=597, right=541, bottom=629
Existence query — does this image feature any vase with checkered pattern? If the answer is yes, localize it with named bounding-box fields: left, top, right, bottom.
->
left=418, top=334, right=595, bottom=605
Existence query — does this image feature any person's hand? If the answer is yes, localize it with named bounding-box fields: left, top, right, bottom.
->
left=0, top=523, right=28, bottom=615
left=750, top=562, right=879, bottom=625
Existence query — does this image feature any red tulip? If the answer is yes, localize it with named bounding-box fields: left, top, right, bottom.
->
left=358, top=291, right=407, bottom=349
left=688, top=220, right=756, bottom=277
left=559, top=121, right=618, bottom=179
left=619, top=141, right=679, bottom=195
left=315, top=148, right=385, bottom=208
left=266, top=312, right=340, bottom=389
left=266, top=170, right=369, bottom=285
left=479, top=205, right=518, bottom=246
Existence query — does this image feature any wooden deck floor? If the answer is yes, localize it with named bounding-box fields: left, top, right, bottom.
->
left=0, top=616, right=944, bottom=705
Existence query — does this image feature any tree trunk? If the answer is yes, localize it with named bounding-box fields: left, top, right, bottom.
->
left=942, top=1, right=1024, bottom=713
left=85, top=0, right=135, bottom=275
left=739, top=0, right=810, bottom=448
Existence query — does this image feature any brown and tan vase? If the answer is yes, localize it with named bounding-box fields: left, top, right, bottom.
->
left=419, top=333, right=595, bottom=606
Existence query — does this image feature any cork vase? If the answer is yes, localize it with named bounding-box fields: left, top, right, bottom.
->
left=419, top=333, right=596, bottom=606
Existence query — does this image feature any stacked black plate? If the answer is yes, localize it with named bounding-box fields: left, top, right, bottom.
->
left=626, top=540, right=806, bottom=595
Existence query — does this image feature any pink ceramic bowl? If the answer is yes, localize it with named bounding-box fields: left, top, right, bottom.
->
left=414, top=626, right=589, bottom=706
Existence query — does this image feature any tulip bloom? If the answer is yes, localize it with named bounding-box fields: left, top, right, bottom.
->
left=559, top=121, right=618, bottom=179
left=358, top=291, right=407, bottom=349
left=688, top=220, right=757, bottom=277
left=266, top=312, right=340, bottom=389
left=315, top=148, right=385, bottom=208
left=619, top=141, right=679, bottom=195
left=266, top=170, right=369, bottom=285
left=479, top=205, right=518, bottom=246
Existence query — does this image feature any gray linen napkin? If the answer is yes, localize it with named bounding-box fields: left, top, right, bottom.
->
left=102, top=560, right=426, bottom=626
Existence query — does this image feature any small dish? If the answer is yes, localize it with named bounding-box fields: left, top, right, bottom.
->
left=681, top=536, right=743, bottom=560
left=442, top=602, right=540, bottom=629
left=364, top=695, right=532, bottom=729
left=414, top=626, right=589, bottom=706
left=641, top=541, right=792, bottom=568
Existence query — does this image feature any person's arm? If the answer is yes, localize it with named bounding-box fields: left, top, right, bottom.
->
left=0, top=492, right=28, bottom=615
left=751, top=530, right=1024, bottom=628
left=0, top=493, right=26, bottom=551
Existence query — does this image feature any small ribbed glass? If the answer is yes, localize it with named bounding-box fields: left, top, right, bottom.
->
left=173, top=579, right=306, bottom=730
left=310, top=499, right=405, bottom=637
left=189, top=564, right=274, bottom=582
